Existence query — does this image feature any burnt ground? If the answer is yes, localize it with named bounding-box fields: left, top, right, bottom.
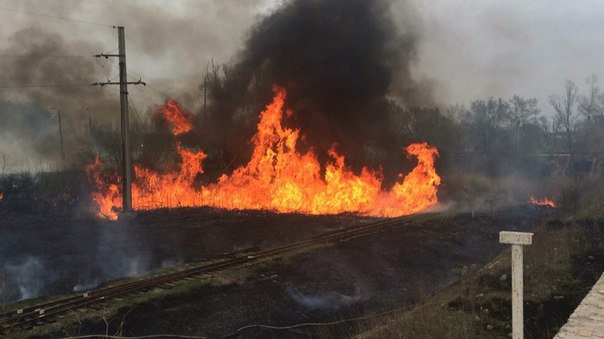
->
left=15, top=205, right=547, bottom=338
left=0, top=206, right=374, bottom=304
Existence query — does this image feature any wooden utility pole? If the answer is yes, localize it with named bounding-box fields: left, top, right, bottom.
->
left=88, top=108, right=93, bottom=136
left=117, top=27, right=132, bottom=214
left=57, top=110, right=65, bottom=162
left=94, top=26, right=145, bottom=215
left=203, top=74, right=207, bottom=116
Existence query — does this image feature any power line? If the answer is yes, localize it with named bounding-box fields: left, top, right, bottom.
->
left=126, top=72, right=171, bottom=98
left=123, top=34, right=196, bottom=98
left=233, top=304, right=415, bottom=336
left=0, top=54, right=95, bottom=58
left=0, top=5, right=113, bottom=28
left=130, top=84, right=171, bottom=110
left=124, top=34, right=181, bottom=77
left=142, top=83, right=172, bottom=99
left=61, top=334, right=207, bottom=339
left=0, top=83, right=95, bottom=89
left=128, top=94, right=146, bottom=135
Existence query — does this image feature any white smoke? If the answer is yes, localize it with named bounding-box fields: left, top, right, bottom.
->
left=5, top=256, right=48, bottom=300
left=289, top=287, right=367, bottom=311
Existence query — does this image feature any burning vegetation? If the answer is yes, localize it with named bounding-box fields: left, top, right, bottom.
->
left=2, top=1, right=604, bottom=338
left=529, top=196, right=557, bottom=208
left=87, top=86, right=441, bottom=220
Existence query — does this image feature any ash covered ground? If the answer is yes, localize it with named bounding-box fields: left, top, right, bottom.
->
left=109, top=207, right=541, bottom=338
left=0, top=206, right=374, bottom=304
left=1, top=203, right=546, bottom=337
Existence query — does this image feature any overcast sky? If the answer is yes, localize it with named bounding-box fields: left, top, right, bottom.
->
left=411, top=0, right=604, bottom=112
left=0, top=0, right=603, bottom=115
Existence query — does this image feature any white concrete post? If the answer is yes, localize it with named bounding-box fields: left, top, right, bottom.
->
left=500, top=231, right=533, bottom=339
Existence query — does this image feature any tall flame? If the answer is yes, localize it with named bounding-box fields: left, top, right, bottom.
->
left=87, top=86, right=441, bottom=220
left=162, top=100, right=193, bottom=135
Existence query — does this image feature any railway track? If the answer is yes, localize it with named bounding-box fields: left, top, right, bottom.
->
left=0, top=211, right=441, bottom=333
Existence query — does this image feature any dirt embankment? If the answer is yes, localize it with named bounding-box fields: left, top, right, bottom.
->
left=356, top=219, right=604, bottom=339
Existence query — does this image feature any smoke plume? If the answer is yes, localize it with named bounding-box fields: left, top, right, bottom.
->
left=202, top=0, right=432, bottom=178
left=0, top=0, right=432, bottom=177
left=0, top=27, right=116, bottom=170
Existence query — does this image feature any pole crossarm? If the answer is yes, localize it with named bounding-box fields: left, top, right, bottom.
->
left=92, top=79, right=146, bottom=86
left=94, top=53, right=123, bottom=59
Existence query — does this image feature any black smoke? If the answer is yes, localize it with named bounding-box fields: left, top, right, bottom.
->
left=0, top=27, right=116, bottom=119
left=0, top=27, right=117, bottom=170
left=202, top=0, right=432, bottom=180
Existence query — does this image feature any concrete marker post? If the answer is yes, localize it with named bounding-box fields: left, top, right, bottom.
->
left=499, top=231, right=533, bottom=339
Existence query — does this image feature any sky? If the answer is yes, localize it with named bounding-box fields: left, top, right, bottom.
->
left=410, top=0, right=604, bottom=111
left=0, top=0, right=280, bottom=118
left=0, top=0, right=603, bottom=114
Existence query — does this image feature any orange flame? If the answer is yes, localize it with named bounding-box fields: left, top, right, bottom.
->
left=87, top=86, right=441, bottom=220
left=162, top=100, right=193, bottom=135
left=0, top=192, right=4, bottom=201
left=86, top=156, right=121, bottom=219
left=529, top=196, right=557, bottom=208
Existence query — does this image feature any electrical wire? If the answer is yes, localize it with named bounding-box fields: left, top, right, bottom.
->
left=0, top=73, right=120, bottom=89
left=127, top=72, right=172, bottom=98
left=0, top=5, right=114, bottom=28
left=0, top=55, right=94, bottom=58
left=83, top=30, right=178, bottom=99
left=231, top=303, right=415, bottom=336
left=0, top=83, right=96, bottom=89
left=128, top=94, right=147, bottom=135
left=61, top=335, right=207, bottom=339
left=124, top=34, right=182, bottom=78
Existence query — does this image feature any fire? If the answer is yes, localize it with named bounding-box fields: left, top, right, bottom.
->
left=87, top=86, right=441, bottom=220
left=86, top=157, right=121, bottom=219
left=529, top=196, right=557, bottom=208
left=0, top=192, right=4, bottom=201
left=161, top=100, right=193, bottom=135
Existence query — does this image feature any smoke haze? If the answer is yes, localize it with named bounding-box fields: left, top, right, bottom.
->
left=0, top=0, right=603, bottom=170
left=200, top=0, right=429, bottom=174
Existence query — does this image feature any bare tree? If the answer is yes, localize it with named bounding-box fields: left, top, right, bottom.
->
left=578, top=74, right=603, bottom=123
left=468, top=98, right=509, bottom=155
left=549, top=80, right=579, bottom=155
left=508, top=95, right=540, bottom=155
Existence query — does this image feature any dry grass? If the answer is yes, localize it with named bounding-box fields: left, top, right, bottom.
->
left=575, top=175, right=604, bottom=218
left=354, top=279, right=487, bottom=339
left=523, top=224, right=581, bottom=298
left=445, top=169, right=604, bottom=222
left=443, top=171, right=547, bottom=213
left=355, top=221, right=601, bottom=339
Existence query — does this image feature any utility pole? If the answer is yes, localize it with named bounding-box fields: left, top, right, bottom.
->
left=203, top=74, right=207, bottom=116
left=87, top=108, right=93, bottom=136
left=57, top=110, right=65, bottom=162
left=94, top=26, right=146, bottom=215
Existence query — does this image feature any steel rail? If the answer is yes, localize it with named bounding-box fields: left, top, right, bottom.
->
left=0, top=211, right=440, bottom=332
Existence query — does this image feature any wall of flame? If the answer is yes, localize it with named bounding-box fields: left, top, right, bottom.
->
left=86, top=86, right=441, bottom=220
